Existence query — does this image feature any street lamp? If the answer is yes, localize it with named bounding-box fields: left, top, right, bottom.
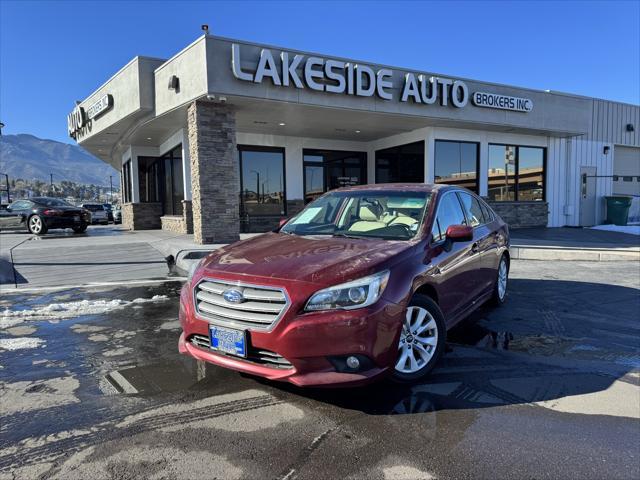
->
left=0, top=122, right=4, bottom=135
left=109, top=175, right=113, bottom=203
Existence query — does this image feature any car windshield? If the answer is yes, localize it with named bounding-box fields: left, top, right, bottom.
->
left=34, top=198, right=72, bottom=207
left=280, top=191, right=432, bottom=240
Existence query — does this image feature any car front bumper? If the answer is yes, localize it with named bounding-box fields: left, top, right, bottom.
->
left=44, top=216, right=89, bottom=228
left=178, top=283, right=405, bottom=387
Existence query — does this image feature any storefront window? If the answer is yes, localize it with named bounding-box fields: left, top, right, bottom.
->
left=239, top=146, right=286, bottom=216
left=303, top=149, right=367, bottom=204
left=488, top=144, right=545, bottom=202
left=375, top=141, right=424, bottom=184
left=138, top=156, right=161, bottom=203
left=434, top=140, right=479, bottom=192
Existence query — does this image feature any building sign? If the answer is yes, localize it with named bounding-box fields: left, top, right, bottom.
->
left=472, top=92, right=533, bottom=112
left=231, top=44, right=533, bottom=113
left=67, top=94, right=114, bottom=139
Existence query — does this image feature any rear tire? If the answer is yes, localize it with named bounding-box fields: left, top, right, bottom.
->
left=391, top=294, right=446, bottom=383
left=491, top=254, right=509, bottom=306
left=28, top=215, right=47, bottom=235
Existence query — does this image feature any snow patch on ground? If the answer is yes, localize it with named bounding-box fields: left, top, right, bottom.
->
left=0, top=295, right=169, bottom=325
left=590, top=224, right=640, bottom=236
left=0, top=337, right=45, bottom=351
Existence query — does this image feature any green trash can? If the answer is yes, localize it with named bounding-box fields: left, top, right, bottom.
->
left=605, top=196, right=633, bottom=226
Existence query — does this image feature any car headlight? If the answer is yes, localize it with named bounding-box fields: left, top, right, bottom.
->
left=305, top=270, right=390, bottom=312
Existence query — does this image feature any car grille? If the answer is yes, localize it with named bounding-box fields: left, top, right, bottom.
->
left=194, top=279, right=289, bottom=331
left=187, top=334, right=294, bottom=370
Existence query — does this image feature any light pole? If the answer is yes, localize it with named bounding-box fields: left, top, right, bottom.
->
left=109, top=175, right=113, bottom=204
left=50, top=173, right=54, bottom=196
left=250, top=170, right=260, bottom=203
left=0, top=122, right=4, bottom=136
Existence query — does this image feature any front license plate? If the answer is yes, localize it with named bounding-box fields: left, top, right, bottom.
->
left=209, top=325, right=246, bottom=358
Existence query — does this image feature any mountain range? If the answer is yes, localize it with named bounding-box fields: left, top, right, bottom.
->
left=0, top=134, right=118, bottom=186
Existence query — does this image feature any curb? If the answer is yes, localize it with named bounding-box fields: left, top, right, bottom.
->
left=511, top=246, right=640, bottom=262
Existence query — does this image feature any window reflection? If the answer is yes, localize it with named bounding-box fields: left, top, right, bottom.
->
left=375, top=141, right=424, bottom=183
left=239, top=147, right=286, bottom=216
left=488, top=144, right=545, bottom=202
left=434, top=140, right=479, bottom=192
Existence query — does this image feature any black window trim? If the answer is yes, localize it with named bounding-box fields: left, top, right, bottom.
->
left=434, top=139, right=481, bottom=194
left=488, top=143, right=547, bottom=202
left=238, top=144, right=288, bottom=217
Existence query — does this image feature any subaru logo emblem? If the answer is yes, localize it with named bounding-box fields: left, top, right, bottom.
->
left=222, top=289, right=244, bottom=304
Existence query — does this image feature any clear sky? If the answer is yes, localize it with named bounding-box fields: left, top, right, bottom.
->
left=1, top=0, right=638, bottom=144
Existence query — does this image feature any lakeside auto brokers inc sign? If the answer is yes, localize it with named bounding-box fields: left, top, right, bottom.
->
left=67, top=94, right=113, bottom=139
left=232, top=44, right=534, bottom=113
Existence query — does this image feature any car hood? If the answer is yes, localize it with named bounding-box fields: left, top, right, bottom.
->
left=200, top=232, right=416, bottom=287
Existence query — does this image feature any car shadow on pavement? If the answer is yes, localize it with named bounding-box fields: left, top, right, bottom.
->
left=246, top=278, right=639, bottom=416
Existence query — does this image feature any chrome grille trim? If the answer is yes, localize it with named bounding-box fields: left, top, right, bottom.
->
left=194, top=278, right=289, bottom=332
left=188, top=334, right=294, bottom=370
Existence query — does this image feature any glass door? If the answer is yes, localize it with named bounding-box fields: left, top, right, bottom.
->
left=303, top=149, right=367, bottom=204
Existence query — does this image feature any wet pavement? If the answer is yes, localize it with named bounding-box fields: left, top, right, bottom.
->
left=1, top=260, right=639, bottom=479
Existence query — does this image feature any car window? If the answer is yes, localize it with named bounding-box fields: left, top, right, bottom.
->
left=10, top=200, right=31, bottom=210
left=83, top=204, right=103, bottom=212
left=479, top=200, right=494, bottom=223
left=458, top=192, right=485, bottom=227
left=431, top=192, right=467, bottom=242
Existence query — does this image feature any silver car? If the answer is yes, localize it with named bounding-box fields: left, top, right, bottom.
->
left=80, top=203, right=109, bottom=225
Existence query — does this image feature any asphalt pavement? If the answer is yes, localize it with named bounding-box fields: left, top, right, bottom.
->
left=0, top=260, right=639, bottom=479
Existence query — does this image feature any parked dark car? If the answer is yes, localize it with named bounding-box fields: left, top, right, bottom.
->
left=179, top=184, right=510, bottom=387
left=0, top=197, right=91, bottom=235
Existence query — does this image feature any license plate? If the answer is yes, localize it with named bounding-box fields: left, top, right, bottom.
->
left=209, top=325, right=246, bottom=357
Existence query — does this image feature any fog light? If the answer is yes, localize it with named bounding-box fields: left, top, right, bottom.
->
left=346, top=356, right=360, bottom=370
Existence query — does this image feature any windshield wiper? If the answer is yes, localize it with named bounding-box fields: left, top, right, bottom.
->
left=332, top=232, right=367, bottom=239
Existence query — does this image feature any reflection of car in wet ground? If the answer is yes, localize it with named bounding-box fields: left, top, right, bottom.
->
left=80, top=203, right=109, bottom=225
left=0, top=197, right=91, bottom=234
left=180, top=184, right=511, bottom=387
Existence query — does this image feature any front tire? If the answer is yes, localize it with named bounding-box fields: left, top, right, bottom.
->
left=491, top=255, right=509, bottom=306
left=392, top=294, right=446, bottom=383
left=28, top=215, right=48, bottom=235
left=72, top=224, right=88, bottom=234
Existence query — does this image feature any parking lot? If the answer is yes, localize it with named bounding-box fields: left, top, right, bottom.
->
left=1, top=258, right=638, bottom=479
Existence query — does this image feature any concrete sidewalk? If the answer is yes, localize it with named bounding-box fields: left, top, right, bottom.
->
left=511, top=227, right=639, bottom=262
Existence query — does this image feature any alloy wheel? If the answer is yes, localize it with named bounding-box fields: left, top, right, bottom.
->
left=395, top=306, right=438, bottom=374
left=498, top=259, right=508, bottom=300
left=29, top=216, right=42, bottom=234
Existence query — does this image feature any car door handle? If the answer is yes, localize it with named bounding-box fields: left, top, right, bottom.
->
left=471, top=242, right=479, bottom=254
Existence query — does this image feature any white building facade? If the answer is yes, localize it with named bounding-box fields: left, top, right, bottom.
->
left=68, top=35, right=640, bottom=244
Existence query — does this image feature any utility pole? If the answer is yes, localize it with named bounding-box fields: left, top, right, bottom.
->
left=50, top=173, right=54, bottom=196
left=109, top=175, right=113, bottom=204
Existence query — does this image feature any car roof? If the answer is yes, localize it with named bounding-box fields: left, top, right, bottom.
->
left=332, top=183, right=458, bottom=194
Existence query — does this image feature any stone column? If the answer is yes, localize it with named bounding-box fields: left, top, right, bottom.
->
left=187, top=101, right=240, bottom=244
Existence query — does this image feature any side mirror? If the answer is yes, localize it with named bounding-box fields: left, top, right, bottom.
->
left=278, top=217, right=289, bottom=228
left=446, top=224, right=473, bottom=242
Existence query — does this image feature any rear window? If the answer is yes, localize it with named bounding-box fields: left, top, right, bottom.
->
left=83, top=204, right=103, bottom=212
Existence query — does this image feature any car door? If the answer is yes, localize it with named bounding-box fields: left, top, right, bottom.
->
left=457, top=192, right=495, bottom=296
left=428, top=191, right=479, bottom=321
left=0, top=201, right=28, bottom=229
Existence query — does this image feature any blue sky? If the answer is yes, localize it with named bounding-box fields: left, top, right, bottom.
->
left=1, top=0, right=638, bottom=144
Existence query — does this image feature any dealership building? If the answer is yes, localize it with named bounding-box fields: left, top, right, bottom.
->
left=69, top=34, right=640, bottom=244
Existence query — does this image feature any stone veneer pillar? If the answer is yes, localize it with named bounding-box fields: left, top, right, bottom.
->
left=187, top=101, right=240, bottom=244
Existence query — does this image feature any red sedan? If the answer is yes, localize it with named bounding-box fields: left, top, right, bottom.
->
left=179, top=184, right=510, bottom=387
